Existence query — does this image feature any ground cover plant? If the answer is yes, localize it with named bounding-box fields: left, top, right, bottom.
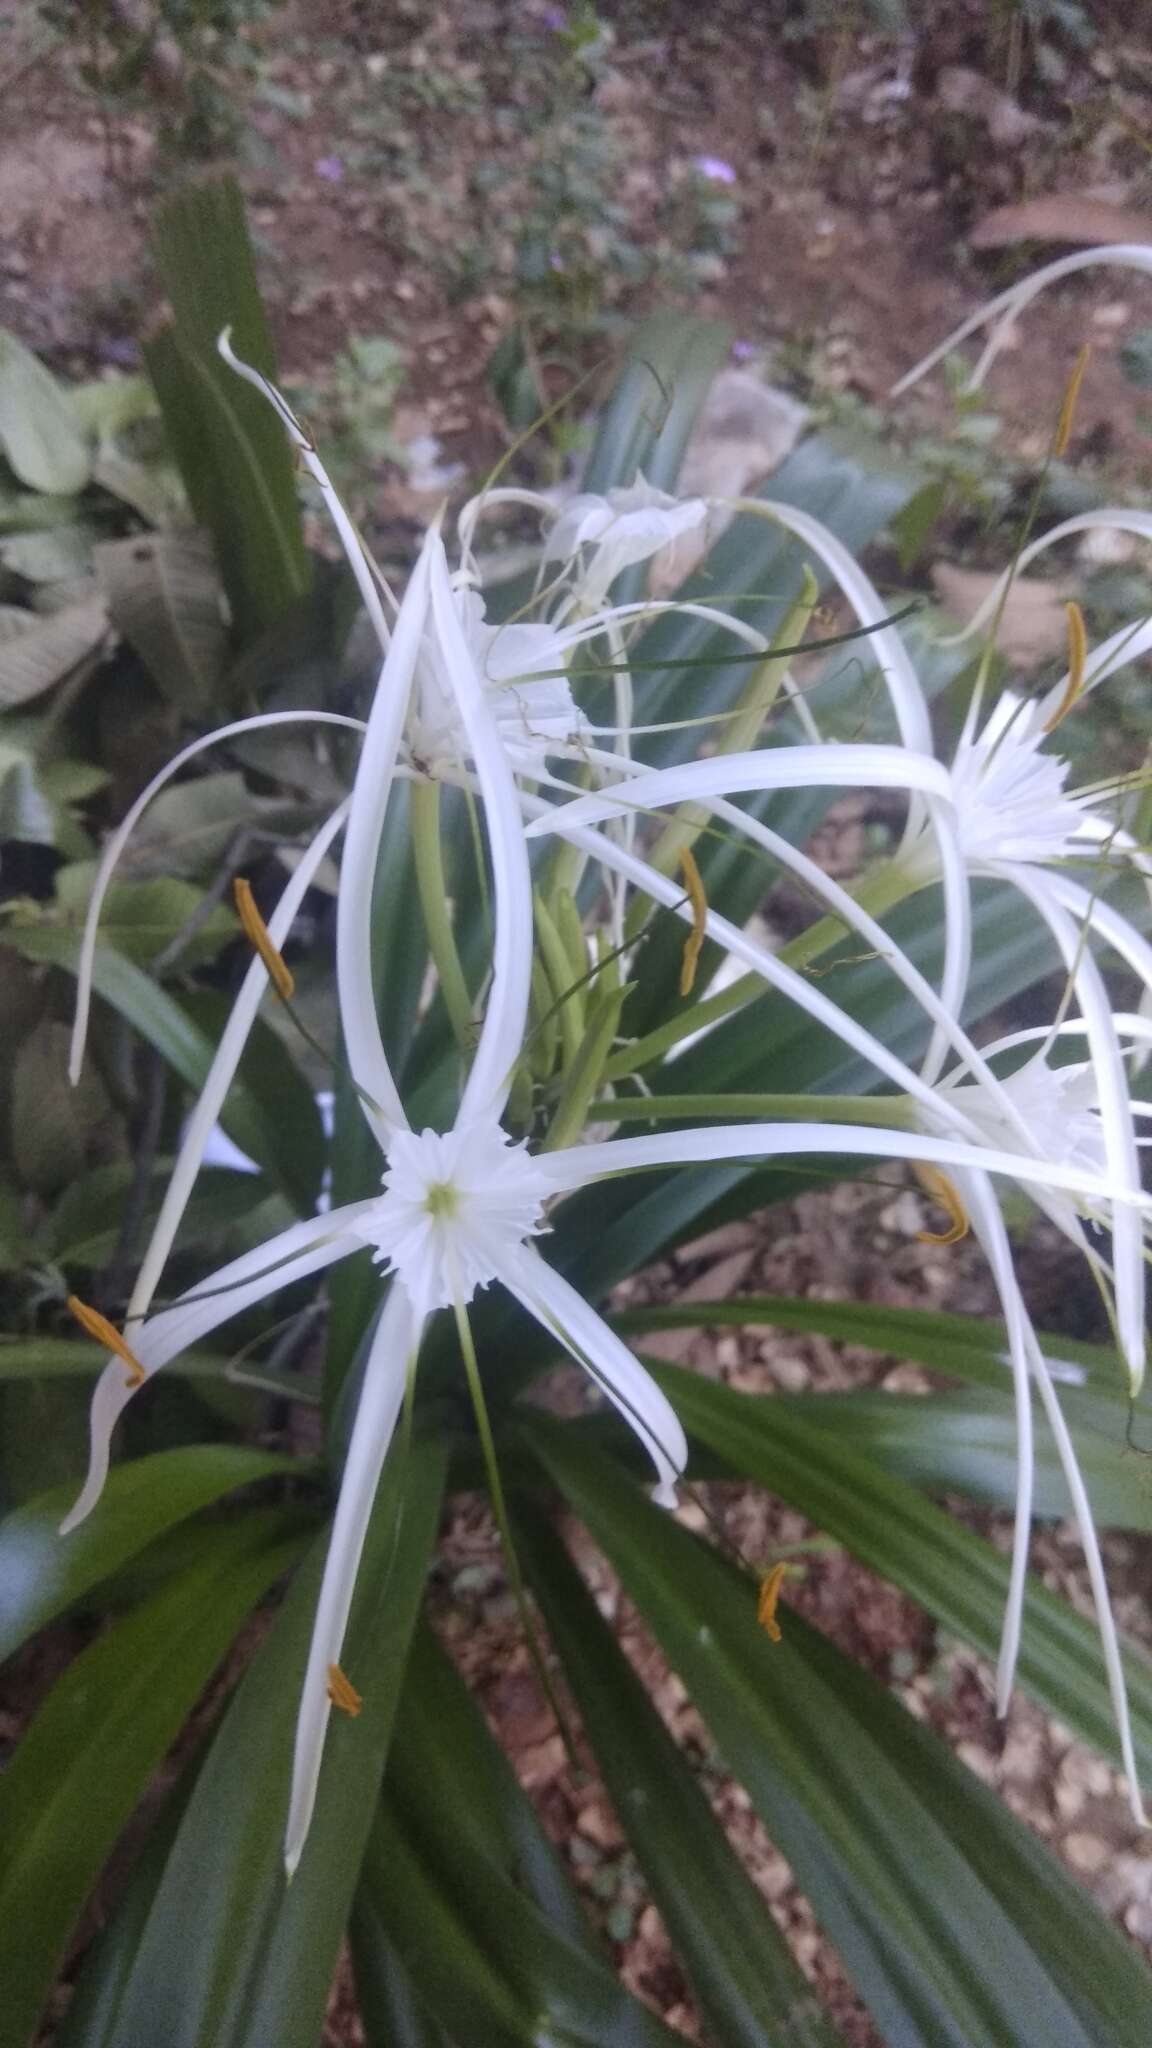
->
left=2, top=171, right=1152, bottom=2047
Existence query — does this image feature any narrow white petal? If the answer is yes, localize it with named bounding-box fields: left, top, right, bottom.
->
left=999, top=862, right=1146, bottom=1392
left=523, top=743, right=952, bottom=838
left=1029, top=1341, right=1146, bottom=1826
left=219, top=331, right=394, bottom=653
left=284, top=1287, right=420, bottom=1876
left=69, top=711, right=364, bottom=1085
left=501, top=1242, right=686, bottom=1504
left=956, top=1168, right=1035, bottom=1711
left=426, top=538, right=534, bottom=1122
left=124, top=800, right=350, bottom=1330
left=930, top=511, right=1152, bottom=657
left=695, top=795, right=1030, bottom=1153
left=720, top=499, right=934, bottom=756
left=891, top=246, right=1152, bottom=397
left=538, top=1121, right=1152, bottom=1214
left=337, top=540, right=438, bottom=1136
left=60, top=1204, right=376, bottom=1535
left=517, top=796, right=994, bottom=1142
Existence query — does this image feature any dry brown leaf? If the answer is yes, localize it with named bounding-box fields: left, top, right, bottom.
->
left=969, top=195, right=1152, bottom=249
left=930, top=563, right=1074, bottom=668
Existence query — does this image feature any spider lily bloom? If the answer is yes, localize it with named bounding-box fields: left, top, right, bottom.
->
left=522, top=786, right=1150, bottom=1808
left=541, top=472, right=711, bottom=609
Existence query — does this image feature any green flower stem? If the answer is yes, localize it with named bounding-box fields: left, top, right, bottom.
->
left=622, top=569, right=820, bottom=944
left=410, top=777, right=475, bottom=1055
left=542, top=984, right=631, bottom=1152
left=534, top=891, right=586, bottom=1067
left=452, top=1296, right=578, bottom=1765
left=587, top=1090, right=915, bottom=1127
left=603, top=855, right=916, bottom=1081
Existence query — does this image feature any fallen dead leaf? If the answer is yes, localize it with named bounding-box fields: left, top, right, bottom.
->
left=930, top=563, right=1074, bottom=668
left=969, top=195, right=1152, bottom=249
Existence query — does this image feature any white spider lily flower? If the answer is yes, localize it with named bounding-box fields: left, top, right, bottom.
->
left=544, top=472, right=710, bottom=606
left=409, top=589, right=587, bottom=774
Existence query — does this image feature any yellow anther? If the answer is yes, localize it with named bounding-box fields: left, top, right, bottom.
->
left=1052, top=343, right=1091, bottom=459
left=1042, top=600, right=1088, bottom=734
left=757, top=1562, right=787, bottom=1642
left=678, top=847, right=708, bottom=997
left=233, top=877, right=294, bottom=1001
left=66, top=1295, right=147, bottom=1389
left=326, top=1663, right=363, bottom=1717
left=914, top=1164, right=970, bottom=1246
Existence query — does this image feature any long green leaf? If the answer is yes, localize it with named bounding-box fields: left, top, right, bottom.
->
left=0, top=1445, right=295, bottom=1660
left=612, top=1293, right=1122, bottom=1393
left=581, top=314, right=731, bottom=498
left=360, top=1788, right=684, bottom=2048
left=147, top=175, right=309, bottom=644
left=526, top=1419, right=1152, bottom=2048
left=520, top=1504, right=846, bottom=2048
left=0, top=1508, right=307, bottom=2048
left=646, top=1360, right=1152, bottom=1780
left=787, top=1386, right=1152, bottom=1529
left=100, top=1438, right=445, bottom=2048
left=351, top=1898, right=455, bottom=2048
left=386, top=1623, right=595, bottom=1949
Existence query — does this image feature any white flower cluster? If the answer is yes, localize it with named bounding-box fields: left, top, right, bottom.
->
left=62, top=272, right=1152, bottom=1870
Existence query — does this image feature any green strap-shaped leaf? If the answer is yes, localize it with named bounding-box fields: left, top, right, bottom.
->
left=0, top=1507, right=308, bottom=2048
left=580, top=315, right=731, bottom=500
left=0, top=1444, right=296, bottom=1661
left=386, top=1623, right=596, bottom=1950
left=99, top=1438, right=446, bottom=2048
left=147, top=176, right=309, bottom=644
left=612, top=1293, right=1122, bottom=1393
left=644, top=1360, right=1152, bottom=1781
left=785, top=1385, right=1152, bottom=1530
left=519, top=1503, right=846, bottom=2048
left=525, top=1418, right=1152, bottom=2048
left=53, top=1761, right=197, bottom=2048
left=352, top=1896, right=456, bottom=2048
left=359, top=1787, right=684, bottom=2048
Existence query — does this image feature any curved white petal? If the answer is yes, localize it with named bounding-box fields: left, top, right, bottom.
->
left=891, top=246, right=1152, bottom=398
left=426, top=538, right=534, bottom=1123
left=219, top=331, right=394, bottom=652
left=538, top=1121, right=1152, bottom=1213
left=124, top=799, right=351, bottom=1330
left=996, top=862, right=1146, bottom=1393
left=500, top=1242, right=686, bottom=1505
left=1028, top=1339, right=1146, bottom=1826
left=337, top=540, right=438, bottom=1135
left=719, top=498, right=934, bottom=755
left=69, top=711, right=365, bottom=1084
left=523, top=743, right=952, bottom=838
left=285, top=1286, right=420, bottom=1875
left=60, top=1203, right=376, bottom=1534
left=517, top=796, right=992, bottom=1142
left=955, top=1167, right=1035, bottom=1711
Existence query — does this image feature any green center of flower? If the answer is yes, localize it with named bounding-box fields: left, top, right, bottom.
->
left=423, top=1180, right=459, bottom=1220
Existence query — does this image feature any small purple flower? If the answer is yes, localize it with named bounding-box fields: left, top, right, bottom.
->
left=731, top=339, right=755, bottom=361
left=692, top=154, right=737, bottom=184
left=549, top=251, right=566, bottom=272
left=543, top=5, right=567, bottom=27
left=314, top=154, right=344, bottom=183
